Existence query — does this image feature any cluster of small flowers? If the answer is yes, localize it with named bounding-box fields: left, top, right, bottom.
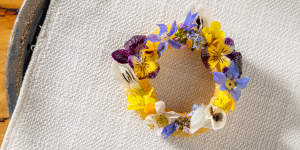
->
left=111, top=10, right=250, bottom=139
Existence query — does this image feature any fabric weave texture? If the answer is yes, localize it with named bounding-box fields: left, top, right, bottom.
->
left=2, top=0, right=300, bottom=149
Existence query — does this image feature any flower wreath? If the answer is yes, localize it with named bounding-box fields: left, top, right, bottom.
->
left=111, top=10, right=250, bottom=139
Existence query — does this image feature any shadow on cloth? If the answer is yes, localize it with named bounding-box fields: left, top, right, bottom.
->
left=162, top=59, right=299, bottom=149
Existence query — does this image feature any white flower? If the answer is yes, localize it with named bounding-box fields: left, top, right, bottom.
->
left=189, top=104, right=226, bottom=133
left=207, top=104, right=227, bottom=130
left=111, top=62, right=141, bottom=90
left=145, top=101, right=180, bottom=135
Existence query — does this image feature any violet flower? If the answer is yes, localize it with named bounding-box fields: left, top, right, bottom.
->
left=224, top=37, right=235, bottom=47
left=112, top=35, right=146, bottom=64
left=182, top=11, right=198, bottom=31
left=212, top=62, right=250, bottom=102
left=161, top=122, right=178, bottom=139
left=147, top=21, right=181, bottom=55
left=226, top=51, right=242, bottom=76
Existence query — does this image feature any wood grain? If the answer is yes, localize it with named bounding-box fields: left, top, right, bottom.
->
left=0, top=11, right=18, bottom=146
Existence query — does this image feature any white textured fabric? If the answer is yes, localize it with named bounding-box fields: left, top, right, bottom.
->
left=2, top=0, right=300, bottom=149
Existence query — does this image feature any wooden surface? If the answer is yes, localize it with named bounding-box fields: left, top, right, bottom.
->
left=0, top=8, right=20, bottom=145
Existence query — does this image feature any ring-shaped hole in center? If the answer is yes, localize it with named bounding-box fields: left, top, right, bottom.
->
left=150, top=48, right=215, bottom=113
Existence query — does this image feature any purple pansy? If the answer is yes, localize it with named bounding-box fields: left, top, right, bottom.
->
left=112, top=35, right=146, bottom=64
left=161, top=122, right=178, bottom=139
left=147, top=21, right=181, bottom=55
left=212, top=62, right=250, bottom=102
left=226, top=51, right=242, bottom=77
left=224, top=37, right=235, bottom=47
left=182, top=11, right=198, bottom=31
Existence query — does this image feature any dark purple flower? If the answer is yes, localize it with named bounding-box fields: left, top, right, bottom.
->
left=226, top=51, right=242, bottom=76
left=201, top=46, right=210, bottom=69
left=224, top=37, right=235, bottom=47
left=111, top=49, right=130, bottom=64
left=112, top=35, right=146, bottom=64
left=124, top=35, right=147, bottom=55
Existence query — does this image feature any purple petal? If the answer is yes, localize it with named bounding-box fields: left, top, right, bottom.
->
left=168, top=21, right=177, bottom=36
left=183, top=11, right=192, bottom=27
left=146, top=34, right=160, bottom=42
left=235, top=77, right=250, bottom=89
left=190, top=12, right=198, bottom=24
left=148, top=66, right=160, bottom=79
left=220, top=83, right=227, bottom=91
left=201, top=46, right=210, bottom=69
left=124, top=35, right=146, bottom=55
left=224, top=37, right=235, bottom=47
left=168, top=40, right=181, bottom=49
left=157, top=24, right=168, bottom=36
left=212, top=72, right=226, bottom=84
left=226, top=52, right=243, bottom=77
left=161, top=122, right=178, bottom=139
left=157, top=42, right=168, bottom=54
left=231, top=88, right=241, bottom=102
left=226, top=62, right=240, bottom=79
left=111, top=49, right=130, bottom=64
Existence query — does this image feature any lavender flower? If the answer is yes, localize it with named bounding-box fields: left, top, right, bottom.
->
left=212, top=62, right=250, bottom=102
left=147, top=21, right=181, bottom=55
left=182, top=11, right=198, bottom=31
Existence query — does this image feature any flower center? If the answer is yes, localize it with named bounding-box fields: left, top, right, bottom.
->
left=156, top=115, right=169, bottom=127
left=225, top=79, right=235, bottom=90
left=160, top=33, right=170, bottom=42
left=213, top=113, right=223, bottom=122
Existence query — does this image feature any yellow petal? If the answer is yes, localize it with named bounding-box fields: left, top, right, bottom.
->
left=218, top=56, right=231, bottom=71
left=127, top=104, right=144, bottom=110
left=201, top=26, right=210, bottom=34
left=215, top=30, right=225, bottom=39
left=208, top=58, right=219, bottom=69
left=210, top=21, right=222, bottom=33
left=212, top=90, right=234, bottom=113
left=144, top=103, right=155, bottom=114
left=133, top=61, right=159, bottom=79
left=205, top=34, right=213, bottom=44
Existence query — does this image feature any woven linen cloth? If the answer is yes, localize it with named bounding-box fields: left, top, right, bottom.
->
left=2, top=0, right=300, bottom=149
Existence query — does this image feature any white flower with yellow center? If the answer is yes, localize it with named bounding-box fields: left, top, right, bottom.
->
left=145, top=101, right=181, bottom=135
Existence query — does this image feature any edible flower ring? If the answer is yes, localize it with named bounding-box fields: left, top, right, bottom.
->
left=111, top=10, right=250, bottom=139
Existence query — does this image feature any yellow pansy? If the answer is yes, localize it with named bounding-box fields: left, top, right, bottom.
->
left=127, top=88, right=157, bottom=115
left=140, top=41, right=159, bottom=62
left=202, top=21, right=225, bottom=44
left=211, top=90, right=235, bottom=114
left=207, top=40, right=231, bottom=71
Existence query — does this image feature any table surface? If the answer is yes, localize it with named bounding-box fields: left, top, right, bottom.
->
left=0, top=13, right=17, bottom=146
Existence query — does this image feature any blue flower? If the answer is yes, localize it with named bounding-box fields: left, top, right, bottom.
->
left=147, top=21, right=181, bottom=55
left=212, top=62, right=250, bottom=102
left=161, top=122, right=178, bottom=139
left=182, top=11, right=198, bottom=31
left=187, top=32, right=205, bottom=50
left=187, top=104, right=199, bottom=116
